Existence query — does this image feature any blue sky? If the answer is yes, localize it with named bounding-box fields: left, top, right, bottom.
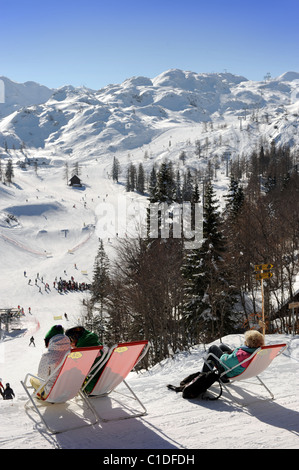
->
left=1, top=0, right=298, bottom=89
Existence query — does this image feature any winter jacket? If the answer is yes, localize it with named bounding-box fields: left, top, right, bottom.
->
left=3, top=386, right=15, bottom=400
left=220, top=345, right=257, bottom=378
left=37, top=334, right=71, bottom=396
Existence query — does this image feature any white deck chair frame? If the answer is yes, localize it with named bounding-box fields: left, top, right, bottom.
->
left=21, top=346, right=102, bottom=433
left=83, top=340, right=149, bottom=421
left=203, top=343, right=286, bottom=406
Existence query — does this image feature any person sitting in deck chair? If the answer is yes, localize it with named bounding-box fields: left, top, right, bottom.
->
left=65, top=326, right=104, bottom=395
left=65, top=326, right=101, bottom=349
left=202, top=330, right=265, bottom=381
left=30, top=325, right=71, bottom=398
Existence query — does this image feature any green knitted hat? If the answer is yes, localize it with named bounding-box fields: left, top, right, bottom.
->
left=44, top=325, right=64, bottom=345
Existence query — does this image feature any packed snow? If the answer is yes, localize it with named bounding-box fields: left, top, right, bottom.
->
left=0, top=70, right=298, bottom=450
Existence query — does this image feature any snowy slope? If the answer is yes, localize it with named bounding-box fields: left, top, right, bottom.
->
left=0, top=156, right=298, bottom=450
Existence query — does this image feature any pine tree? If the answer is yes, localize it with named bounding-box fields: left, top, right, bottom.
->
left=224, top=176, right=244, bottom=219
left=155, top=161, right=176, bottom=203
left=192, top=182, right=200, bottom=204
left=112, top=156, right=120, bottom=182
left=148, top=166, right=157, bottom=202
left=64, top=162, right=69, bottom=184
left=182, top=169, right=193, bottom=202
left=89, top=239, right=110, bottom=342
left=202, top=180, right=224, bottom=249
left=5, top=159, right=14, bottom=184
left=137, top=163, right=145, bottom=194
left=175, top=170, right=182, bottom=203
left=126, top=162, right=137, bottom=192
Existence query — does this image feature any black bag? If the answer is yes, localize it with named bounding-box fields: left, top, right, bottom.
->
left=167, top=370, right=222, bottom=400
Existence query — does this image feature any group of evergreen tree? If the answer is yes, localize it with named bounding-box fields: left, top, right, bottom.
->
left=84, top=141, right=299, bottom=367
left=150, top=161, right=201, bottom=206
left=148, top=161, right=200, bottom=204
left=113, top=157, right=202, bottom=204
left=125, top=162, right=145, bottom=193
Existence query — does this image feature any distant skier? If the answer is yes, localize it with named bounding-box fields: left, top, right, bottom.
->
left=29, top=336, right=35, bottom=347
left=3, top=383, right=15, bottom=400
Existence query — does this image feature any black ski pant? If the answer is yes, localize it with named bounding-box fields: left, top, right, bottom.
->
left=202, top=344, right=233, bottom=373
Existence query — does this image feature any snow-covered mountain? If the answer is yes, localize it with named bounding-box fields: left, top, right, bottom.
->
left=0, top=76, right=53, bottom=119
left=0, top=69, right=299, bottom=166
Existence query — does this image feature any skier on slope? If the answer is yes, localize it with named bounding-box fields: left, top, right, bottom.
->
left=3, top=383, right=15, bottom=400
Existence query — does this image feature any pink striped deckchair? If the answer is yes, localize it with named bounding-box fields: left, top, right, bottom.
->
left=83, top=340, right=149, bottom=421
left=204, top=343, right=287, bottom=405
left=21, top=346, right=102, bottom=433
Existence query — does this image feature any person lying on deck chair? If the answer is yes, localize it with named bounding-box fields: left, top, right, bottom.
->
left=202, top=330, right=265, bottom=381
left=30, top=325, right=71, bottom=399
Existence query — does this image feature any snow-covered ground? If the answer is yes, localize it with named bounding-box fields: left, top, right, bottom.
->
left=0, top=158, right=298, bottom=450
left=1, top=330, right=298, bottom=450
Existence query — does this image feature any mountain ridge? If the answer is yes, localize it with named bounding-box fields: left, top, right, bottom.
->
left=0, top=69, right=298, bottom=165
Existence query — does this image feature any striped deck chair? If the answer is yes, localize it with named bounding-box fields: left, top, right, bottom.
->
left=83, top=340, right=149, bottom=421
left=204, top=343, right=287, bottom=405
left=21, top=346, right=102, bottom=433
